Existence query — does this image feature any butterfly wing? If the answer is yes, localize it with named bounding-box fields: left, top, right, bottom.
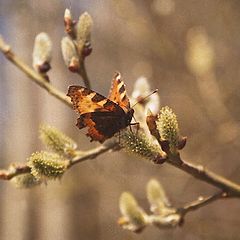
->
left=67, top=85, right=126, bottom=142
left=108, top=72, right=131, bottom=113
left=77, top=112, right=126, bottom=142
left=67, top=85, right=123, bottom=115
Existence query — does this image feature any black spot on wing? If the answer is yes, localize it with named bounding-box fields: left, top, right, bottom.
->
left=119, top=84, right=125, bottom=94
left=121, top=95, right=127, bottom=102
left=92, top=94, right=106, bottom=102
left=103, top=100, right=114, bottom=108
left=82, top=88, right=92, bottom=96
left=76, top=116, right=85, bottom=129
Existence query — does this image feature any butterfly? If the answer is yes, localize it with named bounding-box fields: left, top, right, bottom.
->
left=67, top=72, right=134, bottom=143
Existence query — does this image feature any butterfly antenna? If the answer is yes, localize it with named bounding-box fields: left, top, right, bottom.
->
left=131, top=89, right=158, bottom=108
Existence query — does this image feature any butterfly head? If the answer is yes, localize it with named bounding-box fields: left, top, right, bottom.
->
left=126, top=108, right=134, bottom=125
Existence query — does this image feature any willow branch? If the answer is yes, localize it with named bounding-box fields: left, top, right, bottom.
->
left=142, top=191, right=228, bottom=230
left=0, top=35, right=71, bottom=108
left=178, top=191, right=226, bottom=216
left=0, top=141, right=118, bottom=180
left=166, top=154, right=240, bottom=196
left=69, top=141, right=118, bottom=166
left=0, top=164, right=31, bottom=180
left=78, top=61, right=91, bottom=89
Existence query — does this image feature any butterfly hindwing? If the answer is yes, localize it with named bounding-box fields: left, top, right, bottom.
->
left=77, top=112, right=127, bottom=142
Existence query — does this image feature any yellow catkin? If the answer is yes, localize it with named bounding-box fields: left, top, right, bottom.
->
left=119, top=130, right=162, bottom=162
left=39, top=124, right=77, bottom=157
left=157, top=106, right=179, bottom=152
left=28, top=151, right=69, bottom=180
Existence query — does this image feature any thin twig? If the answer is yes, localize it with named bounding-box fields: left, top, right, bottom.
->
left=69, top=141, right=118, bottom=166
left=0, top=35, right=71, bottom=108
left=139, top=191, right=228, bottom=230
left=0, top=164, right=31, bottom=180
left=178, top=191, right=226, bottom=216
left=0, top=142, right=117, bottom=180
left=167, top=154, right=240, bottom=196
left=79, top=61, right=91, bottom=89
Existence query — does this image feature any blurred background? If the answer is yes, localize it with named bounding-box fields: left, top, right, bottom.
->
left=1, top=0, right=240, bottom=239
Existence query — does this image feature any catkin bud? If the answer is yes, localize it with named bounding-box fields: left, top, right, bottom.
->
left=32, top=32, right=52, bottom=73
left=28, top=151, right=69, bottom=180
left=157, top=106, right=179, bottom=153
left=61, top=37, right=80, bottom=72
left=76, top=12, right=93, bottom=57
left=147, top=179, right=171, bottom=214
left=11, top=173, right=41, bottom=188
left=39, top=124, right=77, bottom=157
left=119, top=130, right=166, bottom=164
left=64, top=8, right=76, bottom=38
left=119, top=192, right=146, bottom=233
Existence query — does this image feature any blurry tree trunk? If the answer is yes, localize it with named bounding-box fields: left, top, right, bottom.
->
left=24, top=88, right=41, bottom=240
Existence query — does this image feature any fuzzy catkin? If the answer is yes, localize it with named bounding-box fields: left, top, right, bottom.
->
left=28, top=151, right=69, bottom=180
left=119, top=192, right=146, bottom=227
left=147, top=179, right=170, bottom=214
left=39, top=124, right=77, bottom=157
left=32, top=32, right=52, bottom=71
left=157, top=106, right=179, bottom=152
left=119, top=130, right=161, bottom=162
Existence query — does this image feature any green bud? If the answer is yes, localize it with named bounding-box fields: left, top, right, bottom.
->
left=157, top=106, right=179, bottom=153
left=119, top=192, right=146, bottom=232
left=39, top=124, right=77, bottom=157
left=76, top=12, right=93, bottom=57
left=28, top=151, right=69, bottom=180
left=61, top=37, right=80, bottom=72
left=32, top=32, right=52, bottom=73
left=76, top=12, right=92, bottom=43
left=64, top=8, right=76, bottom=38
left=119, top=130, right=166, bottom=163
left=147, top=179, right=170, bottom=214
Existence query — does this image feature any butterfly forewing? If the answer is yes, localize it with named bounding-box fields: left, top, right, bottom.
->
left=67, top=85, right=123, bottom=115
left=108, top=72, right=131, bottom=113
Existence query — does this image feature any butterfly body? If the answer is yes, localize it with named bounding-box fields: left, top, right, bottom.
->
left=67, top=73, right=134, bottom=143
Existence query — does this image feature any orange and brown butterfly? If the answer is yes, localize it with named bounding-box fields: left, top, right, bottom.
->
left=67, top=72, right=134, bottom=143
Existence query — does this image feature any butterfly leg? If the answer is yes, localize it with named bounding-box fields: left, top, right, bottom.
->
left=131, top=115, right=140, bottom=134
left=130, top=122, right=140, bottom=135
